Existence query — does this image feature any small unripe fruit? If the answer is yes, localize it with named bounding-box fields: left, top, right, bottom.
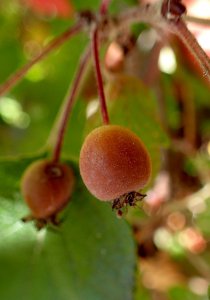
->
left=21, top=159, right=75, bottom=219
left=79, top=125, right=151, bottom=201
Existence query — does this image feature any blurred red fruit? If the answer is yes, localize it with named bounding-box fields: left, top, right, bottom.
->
left=23, top=0, right=74, bottom=18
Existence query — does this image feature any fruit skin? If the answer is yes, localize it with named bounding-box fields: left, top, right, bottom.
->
left=79, top=125, right=151, bottom=201
left=21, top=159, right=75, bottom=219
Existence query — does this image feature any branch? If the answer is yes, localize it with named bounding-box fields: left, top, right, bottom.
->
left=3, top=2, right=207, bottom=101
left=49, top=46, right=91, bottom=162
left=0, top=22, right=83, bottom=97
left=91, top=27, right=110, bottom=125
left=115, top=5, right=210, bottom=87
left=169, top=19, right=210, bottom=83
left=117, top=3, right=165, bottom=29
left=0, top=2, right=168, bottom=100
left=185, top=15, right=210, bottom=27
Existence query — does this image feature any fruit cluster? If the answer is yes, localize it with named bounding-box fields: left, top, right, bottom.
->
left=17, top=0, right=156, bottom=227
left=21, top=124, right=151, bottom=226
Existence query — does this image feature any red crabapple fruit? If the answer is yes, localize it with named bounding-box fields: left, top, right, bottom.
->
left=21, top=159, right=75, bottom=223
left=79, top=125, right=151, bottom=210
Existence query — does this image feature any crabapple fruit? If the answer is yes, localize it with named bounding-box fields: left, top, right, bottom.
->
left=21, top=159, right=75, bottom=219
left=79, top=125, right=151, bottom=201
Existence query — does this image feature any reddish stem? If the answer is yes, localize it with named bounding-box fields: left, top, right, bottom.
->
left=51, top=47, right=91, bottom=163
left=0, top=22, right=83, bottom=97
left=91, top=27, right=110, bottom=125
left=170, top=19, right=210, bottom=83
left=100, top=0, right=112, bottom=15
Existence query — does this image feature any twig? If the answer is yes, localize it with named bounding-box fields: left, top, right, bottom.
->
left=0, top=2, right=163, bottom=99
left=116, top=6, right=210, bottom=86
left=169, top=19, right=210, bottom=83
left=117, top=3, right=165, bottom=29
left=3, top=2, right=206, bottom=101
left=91, top=27, right=110, bottom=125
left=49, top=46, right=91, bottom=162
left=0, top=22, right=83, bottom=97
left=185, top=15, right=210, bottom=27
left=0, top=2, right=174, bottom=100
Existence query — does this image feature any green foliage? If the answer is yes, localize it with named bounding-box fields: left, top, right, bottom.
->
left=0, top=157, right=135, bottom=300
left=63, top=97, right=87, bottom=160
left=0, top=0, right=88, bottom=156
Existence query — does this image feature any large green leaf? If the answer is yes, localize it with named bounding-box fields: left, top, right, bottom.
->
left=0, top=157, right=136, bottom=300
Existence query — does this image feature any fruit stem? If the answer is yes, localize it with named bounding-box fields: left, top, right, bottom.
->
left=99, top=0, right=112, bottom=15
left=91, top=27, right=110, bottom=125
left=50, top=46, right=91, bottom=163
left=169, top=19, right=210, bottom=83
left=0, top=22, right=83, bottom=97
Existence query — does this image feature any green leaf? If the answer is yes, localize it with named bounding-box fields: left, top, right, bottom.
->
left=63, top=97, right=87, bottom=160
left=0, top=156, right=136, bottom=300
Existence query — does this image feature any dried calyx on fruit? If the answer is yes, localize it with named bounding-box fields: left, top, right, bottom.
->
left=79, top=125, right=151, bottom=215
left=21, top=159, right=75, bottom=228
